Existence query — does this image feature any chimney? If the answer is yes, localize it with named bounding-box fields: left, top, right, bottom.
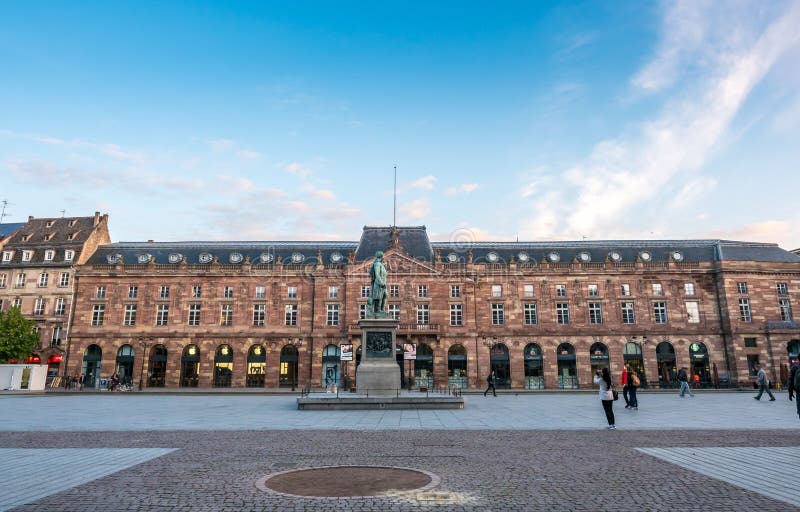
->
left=28, top=215, right=34, bottom=222
left=147, top=239, right=154, bottom=243
left=93, top=211, right=100, bottom=226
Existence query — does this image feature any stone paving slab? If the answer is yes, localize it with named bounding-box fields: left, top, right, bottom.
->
left=637, top=446, right=800, bottom=509
left=1, top=393, right=798, bottom=431
left=1, top=430, right=798, bottom=511
left=0, top=448, right=176, bottom=512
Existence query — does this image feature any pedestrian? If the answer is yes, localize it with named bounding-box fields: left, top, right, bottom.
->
left=484, top=370, right=497, bottom=397
left=593, top=367, right=616, bottom=430
left=677, top=367, right=694, bottom=397
left=753, top=364, right=775, bottom=401
left=78, top=373, right=84, bottom=391
left=789, top=361, right=798, bottom=402
left=793, top=362, right=800, bottom=421
left=627, top=366, right=640, bottom=411
left=71, top=375, right=77, bottom=389
left=621, top=365, right=630, bottom=409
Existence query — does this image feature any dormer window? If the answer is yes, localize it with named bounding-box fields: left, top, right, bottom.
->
left=21, top=250, right=33, bottom=262
left=46, top=220, right=55, bottom=228
left=44, top=233, right=55, bottom=241
left=21, top=234, right=32, bottom=242
left=44, top=250, right=55, bottom=261
left=1, top=251, right=12, bottom=262
left=67, top=232, right=76, bottom=241
left=68, top=219, right=77, bottom=227
left=64, top=250, right=74, bottom=262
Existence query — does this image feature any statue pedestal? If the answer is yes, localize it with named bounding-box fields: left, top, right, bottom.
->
left=356, top=317, right=401, bottom=396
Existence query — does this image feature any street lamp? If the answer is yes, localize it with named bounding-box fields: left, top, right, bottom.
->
left=138, top=337, right=151, bottom=391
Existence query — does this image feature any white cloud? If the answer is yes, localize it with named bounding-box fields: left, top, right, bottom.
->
left=668, top=176, right=718, bottom=210
left=409, top=175, right=437, bottom=190
left=217, top=175, right=253, bottom=192
left=0, top=129, right=145, bottom=163
left=704, top=219, right=800, bottom=248
left=281, top=162, right=313, bottom=179
left=444, top=183, right=479, bottom=196
left=309, top=188, right=336, bottom=200
left=399, top=198, right=431, bottom=220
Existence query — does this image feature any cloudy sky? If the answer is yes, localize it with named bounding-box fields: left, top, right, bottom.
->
left=2, top=1, right=799, bottom=248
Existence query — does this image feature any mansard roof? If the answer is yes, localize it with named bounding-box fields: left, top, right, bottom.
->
left=83, top=226, right=800, bottom=266
left=1, top=213, right=110, bottom=266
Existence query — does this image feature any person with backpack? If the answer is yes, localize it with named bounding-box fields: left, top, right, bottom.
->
left=593, top=367, right=616, bottom=430
left=677, top=367, right=694, bottom=398
left=627, top=365, right=640, bottom=410
left=753, top=364, right=775, bottom=401
left=484, top=370, right=497, bottom=397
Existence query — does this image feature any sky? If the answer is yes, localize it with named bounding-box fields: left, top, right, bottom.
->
left=1, top=1, right=799, bottom=249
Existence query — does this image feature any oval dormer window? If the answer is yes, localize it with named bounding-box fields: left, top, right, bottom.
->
left=578, top=251, right=591, bottom=263
left=198, top=252, right=213, bottom=264
left=671, top=251, right=684, bottom=262
left=639, top=251, right=652, bottom=262
left=486, top=252, right=499, bottom=263
left=517, top=252, right=529, bottom=262
left=447, top=252, right=458, bottom=263
left=260, top=253, right=274, bottom=263
left=609, top=251, right=622, bottom=262
left=291, top=252, right=304, bottom=263
left=137, top=254, right=151, bottom=264
left=106, top=253, right=121, bottom=264
left=548, top=251, right=560, bottom=263
left=330, top=252, right=343, bottom=263
left=168, top=253, right=183, bottom=264
left=229, top=252, right=243, bottom=264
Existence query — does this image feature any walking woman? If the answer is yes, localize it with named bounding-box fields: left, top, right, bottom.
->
left=626, top=364, right=639, bottom=411
left=593, top=367, right=616, bottom=430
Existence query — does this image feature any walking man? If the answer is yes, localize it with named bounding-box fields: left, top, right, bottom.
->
left=753, top=364, right=775, bottom=401
left=789, top=361, right=798, bottom=402
left=677, top=367, right=694, bottom=398
left=484, top=370, right=497, bottom=397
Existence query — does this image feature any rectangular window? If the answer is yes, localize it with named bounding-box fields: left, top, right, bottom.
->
left=92, top=304, right=105, bottom=326
left=588, top=284, right=599, bottom=297
left=328, top=286, right=339, bottom=299
left=34, top=298, right=45, bottom=316
left=38, top=273, right=48, bottom=287
left=59, top=272, right=70, bottom=287
left=588, top=302, right=603, bottom=324
left=686, top=301, right=700, bottom=323
left=156, top=304, right=169, bottom=326
left=2, top=251, right=12, bottom=261
left=159, top=285, right=170, bottom=299
left=96, top=286, right=106, bottom=298
left=653, top=302, right=667, bottom=324
left=287, top=286, right=297, bottom=299
left=418, top=285, right=429, bottom=298
left=524, top=303, right=538, bottom=325
left=128, top=285, right=138, bottom=298
left=361, top=285, right=371, bottom=298
left=556, top=302, right=570, bottom=324
left=523, top=284, right=534, bottom=298
left=192, top=285, right=202, bottom=298
left=0, top=273, right=6, bottom=288
left=450, top=303, right=463, bottom=326
left=44, top=250, right=54, bottom=261
left=556, top=284, right=566, bottom=297
left=389, top=284, right=399, bottom=297
left=737, top=282, right=748, bottom=294
left=188, top=304, right=201, bottom=326
left=744, top=337, right=757, bottom=348
left=253, top=304, right=266, bottom=326
left=326, top=304, right=340, bottom=326
left=417, top=304, right=430, bottom=324
left=285, top=304, right=298, bottom=326
left=124, top=304, right=137, bottom=326
left=359, top=303, right=367, bottom=320
left=684, top=283, right=696, bottom=296
left=55, top=297, right=66, bottom=316
left=652, top=283, right=663, bottom=296
left=621, top=302, right=636, bottom=324
left=388, top=304, right=400, bottom=321
left=777, top=282, right=789, bottom=295
left=22, top=250, right=33, bottom=262
left=739, top=298, right=752, bottom=322
left=12, top=298, right=22, bottom=309
left=621, top=283, right=631, bottom=296
left=780, top=299, right=792, bottom=321
left=220, top=304, right=233, bottom=326
left=491, top=285, right=502, bottom=298
left=223, top=286, right=234, bottom=299
left=450, top=285, right=461, bottom=298
left=15, top=273, right=25, bottom=287
left=64, top=250, right=74, bottom=261
left=254, top=286, right=266, bottom=299
left=747, top=355, right=760, bottom=376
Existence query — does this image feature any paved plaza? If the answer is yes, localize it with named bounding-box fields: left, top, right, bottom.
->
left=1, top=392, right=799, bottom=511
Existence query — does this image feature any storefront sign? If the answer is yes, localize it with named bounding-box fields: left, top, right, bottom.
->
left=340, top=344, right=353, bottom=361
left=403, top=343, right=416, bottom=360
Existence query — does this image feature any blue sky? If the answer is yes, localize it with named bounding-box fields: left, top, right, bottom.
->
left=2, top=1, right=799, bottom=248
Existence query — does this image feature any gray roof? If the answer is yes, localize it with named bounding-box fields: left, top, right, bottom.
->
left=83, top=226, right=800, bottom=266
left=0, top=216, right=105, bottom=266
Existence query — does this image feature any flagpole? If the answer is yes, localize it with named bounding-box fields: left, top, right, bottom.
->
left=393, top=165, right=397, bottom=227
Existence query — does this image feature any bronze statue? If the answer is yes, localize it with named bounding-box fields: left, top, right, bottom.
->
left=368, top=250, right=388, bottom=316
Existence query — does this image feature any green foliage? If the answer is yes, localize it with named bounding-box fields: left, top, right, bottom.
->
left=0, top=307, right=39, bottom=363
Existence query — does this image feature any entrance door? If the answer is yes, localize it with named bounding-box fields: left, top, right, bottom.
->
left=82, top=344, right=102, bottom=388
left=689, top=342, right=711, bottom=388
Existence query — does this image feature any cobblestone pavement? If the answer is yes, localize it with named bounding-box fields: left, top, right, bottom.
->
left=2, top=429, right=799, bottom=512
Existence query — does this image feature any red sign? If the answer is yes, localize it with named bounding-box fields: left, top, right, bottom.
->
left=48, top=354, right=63, bottom=364
left=23, top=355, right=41, bottom=364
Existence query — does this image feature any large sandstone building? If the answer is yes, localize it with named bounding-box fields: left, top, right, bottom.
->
left=60, top=226, right=800, bottom=390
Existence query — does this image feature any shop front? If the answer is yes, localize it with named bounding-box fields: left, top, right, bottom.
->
left=524, top=343, right=544, bottom=389
left=279, top=344, right=298, bottom=389
left=82, top=344, right=102, bottom=388
left=447, top=344, right=468, bottom=389
left=180, top=344, right=200, bottom=387
left=413, top=343, right=434, bottom=389
left=689, top=342, right=712, bottom=388
left=589, top=342, right=610, bottom=386
left=557, top=343, right=578, bottom=389
left=214, top=344, right=233, bottom=387
left=321, top=344, right=341, bottom=389
left=246, top=344, right=267, bottom=387
left=656, top=341, right=676, bottom=388
left=148, top=345, right=168, bottom=387
left=490, top=343, right=511, bottom=388
left=115, top=344, right=135, bottom=385
left=623, top=342, right=646, bottom=388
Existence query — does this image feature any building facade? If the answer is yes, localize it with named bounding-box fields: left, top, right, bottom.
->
left=64, top=226, right=800, bottom=390
left=0, top=213, right=111, bottom=376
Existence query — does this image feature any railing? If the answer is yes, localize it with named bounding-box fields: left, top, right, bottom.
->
left=399, top=323, right=440, bottom=332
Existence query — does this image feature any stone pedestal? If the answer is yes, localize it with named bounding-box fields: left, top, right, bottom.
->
left=356, top=317, right=400, bottom=396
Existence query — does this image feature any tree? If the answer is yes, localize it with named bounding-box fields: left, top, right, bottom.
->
left=0, top=307, right=39, bottom=363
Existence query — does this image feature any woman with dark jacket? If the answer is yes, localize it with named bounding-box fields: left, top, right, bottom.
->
left=593, top=367, right=615, bottom=430
left=626, top=364, right=639, bottom=410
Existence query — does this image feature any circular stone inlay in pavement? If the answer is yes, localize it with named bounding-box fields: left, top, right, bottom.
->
left=256, top=465, right=439, bottom=498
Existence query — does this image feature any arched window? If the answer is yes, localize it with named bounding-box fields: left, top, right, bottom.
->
left=214, top=344, right=233, bottom=388
left=280, top=345, right=299, bottom=389
left=623, top=342, right=646, bottom=388
left=490, top=343, right=510, bottom=388
left=414, top=343, right=434, bottom=389
left=655, top=341, right=676, bottom=388
left=689, top=342, right=711, bottom=387
left=556, top=342, right=577, bottom=389
left=321, top=344, right=340, bottom=389
left=82, top=344, right=102, bottom=388
left=246, top=345, right=266, bottom=387
left=180, top=344, right=200, bottom=387
left=524, top=343, right=543, bottom=389
left=447, top=344, right=467, bottom=389
left=115, top=344, right=135, bottom=385
left=148, top=345, right=168, bottom=388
